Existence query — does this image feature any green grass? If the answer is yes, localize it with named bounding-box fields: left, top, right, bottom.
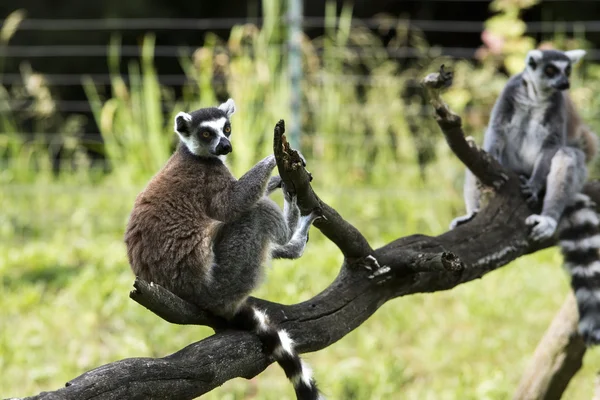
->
left=2, top=153, right=600, bottom=400
left=3, top=1, right=600, bottom=398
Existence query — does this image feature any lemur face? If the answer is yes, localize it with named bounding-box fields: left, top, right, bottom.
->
left=525, top=49, right=586, bottom=92
left=174, top=99, right=236, bottom=158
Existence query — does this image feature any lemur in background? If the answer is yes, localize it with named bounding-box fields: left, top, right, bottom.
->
left=450, top=49, right=600, bottom=345
left=124, top=99, right=323, bottom=399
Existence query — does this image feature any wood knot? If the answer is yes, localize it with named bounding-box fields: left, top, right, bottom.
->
left=441, top=252, right=464, bottom=273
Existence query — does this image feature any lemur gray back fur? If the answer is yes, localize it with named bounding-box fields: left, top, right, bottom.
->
left=450, top=49, right=600, bottom=345
left=124, top=99, right=323, bottom=399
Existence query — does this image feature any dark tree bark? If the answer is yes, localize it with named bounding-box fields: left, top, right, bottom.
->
left=15, top=66, right=600, bottom=400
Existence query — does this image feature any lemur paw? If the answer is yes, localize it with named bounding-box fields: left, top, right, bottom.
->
left=300, top=210, right=324, bottom=244
left=525, top=214, right=557, bottom=241
left=449, top=211, right=478, bottom=230
left=263, top=154, right=277, bottom=168
left=519, top=175, right=540, bottom=207
left=267, top=175, right=283, bottom=193
left=306, top=209, right=323, bottom=224
left=363, top=255, right=392, bottom=285
left=492, top=173, right=510, bottom=190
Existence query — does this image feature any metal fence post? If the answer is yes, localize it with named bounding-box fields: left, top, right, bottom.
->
left=288, top=0, right=303, bottom=150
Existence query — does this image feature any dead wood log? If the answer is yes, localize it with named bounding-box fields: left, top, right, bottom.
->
left=16, top=66, right=600, bottom=400
left=513, top=294, right=586, bottom=400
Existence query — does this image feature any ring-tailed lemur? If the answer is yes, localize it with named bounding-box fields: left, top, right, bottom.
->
left=124, top=99, right=323, bottom=399
left=450, top=49, right=600, bottom=345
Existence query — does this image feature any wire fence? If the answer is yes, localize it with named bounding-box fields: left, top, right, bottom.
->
left=3, top=6, right=599, bottom=244
left=3, top=12, right=600, bottom=163
left=3, top=16, right=600, bottom=32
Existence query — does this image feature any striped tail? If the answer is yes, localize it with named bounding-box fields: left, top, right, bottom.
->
left=232, top=304, right=323, bottom=400
left=557, top=193, right=600, bottom=345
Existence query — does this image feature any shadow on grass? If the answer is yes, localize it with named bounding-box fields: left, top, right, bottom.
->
left=2, top=264, right=80, bottom=290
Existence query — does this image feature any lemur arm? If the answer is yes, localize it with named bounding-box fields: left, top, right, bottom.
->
left=208, top=155, right=277, bottom=222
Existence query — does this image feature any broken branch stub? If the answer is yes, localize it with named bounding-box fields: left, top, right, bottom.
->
left=421, top=65, right=511, bottom=190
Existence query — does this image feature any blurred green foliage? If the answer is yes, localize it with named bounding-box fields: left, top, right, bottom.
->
left=2, top=1, right=600, bottom=399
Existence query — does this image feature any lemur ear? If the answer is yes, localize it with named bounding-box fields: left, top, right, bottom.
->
left=526, top=49, right=543, bottom=70
left=174, top=112, right=192, bottom=136
left=218, top=98, right=236, bottom=118
left=565, top=49, right=586, bottom=65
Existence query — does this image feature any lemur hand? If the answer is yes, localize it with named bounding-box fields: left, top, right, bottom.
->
left=525, top=214, right=557, bottom=241
left=267, top=175, right=283, bottom=194
left=519, top=175, right=541, bottom=208
left=449, top=211, right=478, bottom=230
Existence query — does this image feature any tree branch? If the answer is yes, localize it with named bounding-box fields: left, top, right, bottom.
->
left=129, top=279, right=226, bottom=328
left=422, top=65, right=510, bottom=190
left=273, top=119, right=374, bottom=261
left=19, top=67, right=600, bottom=400
left=514, top=294, right=586, bottom=400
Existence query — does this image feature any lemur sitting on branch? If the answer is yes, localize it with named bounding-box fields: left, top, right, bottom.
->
left=450, top=49, right=600, bottom=345
left=124, top=99, right=324, bottom=399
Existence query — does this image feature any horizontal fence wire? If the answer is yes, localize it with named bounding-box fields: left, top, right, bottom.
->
left=1, top=101, right=480, bottom=114
left=0, top=72, right=425, bottom=89
left=2, top=15, right=600, bottom=166
left=0, top=45, right=476, bottom=59
left=5, top=46, right=600, bottom=60
left=1, top=16, right=600, bottom=33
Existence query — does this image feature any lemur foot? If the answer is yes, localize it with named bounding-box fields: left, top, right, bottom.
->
left=519, top=175, right=540, bottom=207
left=263, top=154, right=277, bottom=167
left=449, top=211, right=478, bottom=230
left=525, top=214, right=557, bottom=241
left=301, top=209, right=325, bottom=244
left=492, top=172, right=510, bottom=191
left=303, top=210, right=323, bottom=225
left=572, top=193, right=597, bottom=209
left=363, top=255, right=392, bottom=285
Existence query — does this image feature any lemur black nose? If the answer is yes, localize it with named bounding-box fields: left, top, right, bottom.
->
left=216, top=138, right=232, bottom=155
left=555, top=80, right=570, bottom=91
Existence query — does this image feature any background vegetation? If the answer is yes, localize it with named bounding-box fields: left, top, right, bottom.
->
left=2, top=0, right=600, bottom=398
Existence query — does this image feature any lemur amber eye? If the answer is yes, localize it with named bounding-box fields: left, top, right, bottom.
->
left=202, top=131, right=210, bottom=138
left=544, top=65, right=557, bottom=77
left=224, top=126, right=231, bottom=133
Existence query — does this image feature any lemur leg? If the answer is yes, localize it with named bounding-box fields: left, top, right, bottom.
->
left=211, top=204, right=322, bottom=396
left=450, top=168, right=481, bottom=229
left=526, top=147, right=587, bottom=241
left=271, top=213, right=319, bottom=259
left=271, top=190, right=319, bottom=260
left=194, top=205, right=278, bottom=317
left=281, top=185, right=300, bottom=234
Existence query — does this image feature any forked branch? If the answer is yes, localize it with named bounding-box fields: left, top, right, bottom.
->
left=20, top=67, right=600, bottom=400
